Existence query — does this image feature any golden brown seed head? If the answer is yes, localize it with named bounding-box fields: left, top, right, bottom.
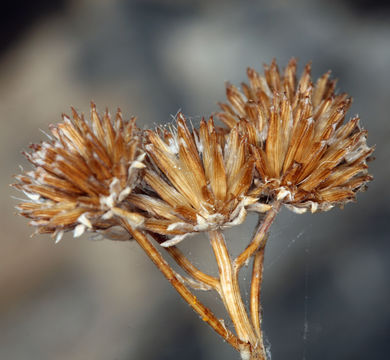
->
left=132, top=113, right=267, bottom=246
left=12, top=103, right=145, bottom=242
left=218, top=59, right=374, bottom=213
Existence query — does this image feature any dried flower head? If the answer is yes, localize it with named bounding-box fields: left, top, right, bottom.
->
left=130, top=113, right=266, bottom=247
left=12, top=103, right=145, bottom=242
left=218, top=59, right=374, bottom=213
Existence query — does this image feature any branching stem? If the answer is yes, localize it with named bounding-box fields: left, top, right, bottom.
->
left=209, top=230, right=255, bottom=343
left=117, top=204, right=281, bottom=360
left=119, top=217, right=241, bottom=350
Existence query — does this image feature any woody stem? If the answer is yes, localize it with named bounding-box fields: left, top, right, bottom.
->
left=119, top=218, right=241, bottom=351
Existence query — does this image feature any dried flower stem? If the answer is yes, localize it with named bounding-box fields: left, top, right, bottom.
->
left=250, top=246, right=265, bottom=340
left=209, top=230, right=264, bottom=359
left=149, top=233, right=220, bottom=290
left=246, top=204, right=280, bottom=355
left=234, top=202, right=281, bottom=274
left=208, top=204, right=280, bottom=359
left=165, top=246, right=220, bottom=290
left=119, top=218, right=241, bottom=350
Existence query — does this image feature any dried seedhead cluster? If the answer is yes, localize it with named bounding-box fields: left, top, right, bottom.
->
left=12, top=60, right=374, bottom=360
left=14, top=60, right=373, bottom=242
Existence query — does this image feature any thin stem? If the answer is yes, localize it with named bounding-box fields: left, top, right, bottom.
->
left=209, top=230, right=256, bottom=344
left=234, top=202, right=281, bottom=275
left=119, top=217, right=242, bottom=350
left=174, top=271, right=214, bottom=291
left=149, top=232, right=220, bottom=291
left=244, top=202, right=281, bottom=359
left=250, top=244, right=266, bottom=340
left=167, top=247, right=221, bottom=291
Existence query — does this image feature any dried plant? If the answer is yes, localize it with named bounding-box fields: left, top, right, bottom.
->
left=12, top=60, right=373, bottom=360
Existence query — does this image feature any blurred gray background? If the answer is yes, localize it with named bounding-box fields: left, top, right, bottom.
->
left=1, top=0, right=389, bottom=359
